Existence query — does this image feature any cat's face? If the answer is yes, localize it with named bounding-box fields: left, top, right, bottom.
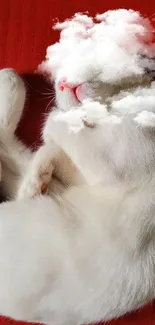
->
left=54, top=74, right=152, bottom=112
left=54, top=78, right=105, bottom=112
left=40, top=10, right=155, bottom=114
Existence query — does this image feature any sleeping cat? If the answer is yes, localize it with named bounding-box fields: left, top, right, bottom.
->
left=1, top=12, right=155, bottom=324
left=0, top=10, right=155, bottom=325
left=1, top=9, right=155, bottom=319
left=0, top=59, right=154, bottom=325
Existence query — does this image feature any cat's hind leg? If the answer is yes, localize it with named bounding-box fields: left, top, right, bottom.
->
left=0, top=69, right=26, bottom=135
left=0, top=69, right=30, bottom=199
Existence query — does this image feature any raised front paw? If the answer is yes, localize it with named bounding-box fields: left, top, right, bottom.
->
left=17, top=179, right=42, bottom=200
left=17, top=162, right=54, bottom=200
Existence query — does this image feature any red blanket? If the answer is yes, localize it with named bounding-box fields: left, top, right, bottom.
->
left=0, top=0, right=154, bottom=324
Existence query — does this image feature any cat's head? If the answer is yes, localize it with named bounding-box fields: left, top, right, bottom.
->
left=40, top=10, right=155, bottom=113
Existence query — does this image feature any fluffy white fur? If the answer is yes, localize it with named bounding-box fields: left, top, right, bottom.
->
left=0, top=9, right=155, bottom=325
left=0, top=69, right=31, bottom=199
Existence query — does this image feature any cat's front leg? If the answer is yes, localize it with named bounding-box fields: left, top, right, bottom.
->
left=42, top=107, right=122, bottom=186
left=43, top=104, right=120, bottom=151
left=17, top=139, right=84, bottom=200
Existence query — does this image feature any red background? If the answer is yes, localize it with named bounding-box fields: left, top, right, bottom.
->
left=0, top=0, right=155, bottom=324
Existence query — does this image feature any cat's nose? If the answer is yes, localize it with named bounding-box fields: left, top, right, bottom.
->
left=58, top=78, right=83, bottom=103
left=58, top=79, right=72, bottom=91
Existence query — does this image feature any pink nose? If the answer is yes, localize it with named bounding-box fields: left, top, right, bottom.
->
left=58, top=79, right=82, bottom=103
left=58, top=79, right=72, bottom=91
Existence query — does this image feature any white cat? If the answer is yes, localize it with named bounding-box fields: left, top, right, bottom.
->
left=0, top=58, right=154, bottom=325
left=1, top=9, right=155, bottom=324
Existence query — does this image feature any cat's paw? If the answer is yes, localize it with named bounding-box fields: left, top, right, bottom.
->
left=17, top=179, right=42, bottom=200
left=17, top=162, right=54, bottom=200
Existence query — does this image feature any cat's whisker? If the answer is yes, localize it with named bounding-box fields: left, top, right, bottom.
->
left=45, top=97, right=55, bottom=112
left=23, top=79, right=54, bottom=97
left=40, top=95, right=54, bottom=101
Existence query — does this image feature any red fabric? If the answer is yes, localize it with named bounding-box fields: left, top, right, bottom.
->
left=0, top=0, right=155, bottom=324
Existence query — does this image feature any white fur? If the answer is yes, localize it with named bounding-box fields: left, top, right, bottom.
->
left=0, top=9, right=155, bottom=325
left=0, top=69, right=31, bottom=199
left=40, top=9, right=155, bottom=85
